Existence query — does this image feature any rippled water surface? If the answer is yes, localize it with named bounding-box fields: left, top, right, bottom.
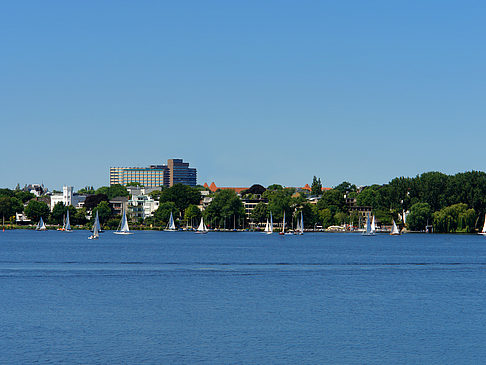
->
left=1, top=230, right=486, bottom=364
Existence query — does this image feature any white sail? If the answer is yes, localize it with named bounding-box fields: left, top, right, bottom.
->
left=370, top=215, right=376, bottom=234
left=92, top=217, right=99, bottom=237
left=196, top=216, right=208, bottom=233
left=37, top=217, right=46, bottom=231
left=296, top=216, right=301, bottom=232
left=299, top=212, right=304, bottom=235
left=62, top=215, right=66, bottom=230
left=362, top=215, right=374, bottom=236
left=264, top=218, right=270, bottom=233
left=65, top=209, right=71, bottom=231
left=94, top=210, right=101, bottom=232
left=391, top=220, right=400, bottom=235
left=281, top=211, right=286, bottom=234
left=482, top=214, right=486, bottom=233
left=114, top=207, right=132, bottom=235
left=167, top=212, right=176, bottom=230
left=267, top=212, right=273, bottom=234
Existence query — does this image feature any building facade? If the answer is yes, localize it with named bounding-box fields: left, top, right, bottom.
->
left=110, top=159, right=196, bottom=188
left=49, top=186, right=86, bottom=211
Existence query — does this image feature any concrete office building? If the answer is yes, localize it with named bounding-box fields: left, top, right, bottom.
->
left=110, top=159, right=197, bottom=188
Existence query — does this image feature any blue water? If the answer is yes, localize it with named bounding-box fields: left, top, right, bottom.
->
left=1, top=231, right=486, bottom=364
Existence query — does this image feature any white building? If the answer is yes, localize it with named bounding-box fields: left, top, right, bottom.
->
left=49, top=186, right=86, bottom=211
left=127, top=188, right=160, bottom=219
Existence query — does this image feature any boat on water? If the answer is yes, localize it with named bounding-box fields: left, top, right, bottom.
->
left=370, top=215, right=376, bottom=235
left=114, top=207, right=133, bottom=235
left=196, top=216, right=208, bottom=234
left=64, top=210, right=72, bottom=232
left=279, top=211, right=292, bottom=235
left=479, top=214, right=486, bottom=236
left=362, top=215, right=375, bottom=236
left=264, top=212, right=274, bottom=235
left=89, top=211, right=101, bottom=240
left=36, top=217, right=47, bottom=231
left=166, top=212, right=177, bottom=231
left=390, top=220, right=401, bottom=235
left=294, top=212, right=304, bottom=235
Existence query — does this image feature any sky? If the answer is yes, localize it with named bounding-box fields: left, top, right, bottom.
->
left=1, top=1, right=486, bottom=190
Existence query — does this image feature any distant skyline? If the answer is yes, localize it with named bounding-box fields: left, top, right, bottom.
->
left=2, top=1, right=486, bottom=190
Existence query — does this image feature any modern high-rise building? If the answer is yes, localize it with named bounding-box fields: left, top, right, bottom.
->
left=167, top=159, right=197, bottom=187
left=110, top=159, right=197, bottom=188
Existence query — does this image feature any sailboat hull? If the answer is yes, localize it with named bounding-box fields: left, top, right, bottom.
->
left=478, top=232, right=486, bottom=236
left=114, top=231, right=133, bottom=235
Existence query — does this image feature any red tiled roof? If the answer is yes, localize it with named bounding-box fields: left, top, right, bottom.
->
left=205, top=182, right=249, bottom=193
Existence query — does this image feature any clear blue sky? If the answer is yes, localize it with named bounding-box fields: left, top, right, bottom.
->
left=2, top=1, right=486, bottom=190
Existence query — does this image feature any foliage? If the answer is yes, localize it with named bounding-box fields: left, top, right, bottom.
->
left=317, top=189, right=346, bottom=213
left=433, top=203, right=476, bottom=233
left=406, top=203, right=432, bottom=231
left=266, top=184, right=283, bottom=191
left=263, top=188, right=293, bottom=222
left=333, top=181, right=357, bottom=194
left=25, top=200, right=50, bottom=222
left=159, top=184, right=200, bottom=217
left=77, top=186, right=95, bottom=194
left=204, top=190, right=245, bottom=228
left=83, top=194, right=109, bottom=210
left=95, top=184, right=129, bottom=200
left=73, top=207, right=88, bottom=225
left=241, top=184, right=266, bottom=196
left=311, top=176, right=322, bottom=196
left=251, top=202, right=268, bottom=223
left=92, top=201, right=112, bottom=224
left=184, top=204, right=201, bottom=226
left=126, top=182, right=144, bottom=187
left=154, top=202, right=177, bottom=226
left=51, top=202, right=67, bottom=224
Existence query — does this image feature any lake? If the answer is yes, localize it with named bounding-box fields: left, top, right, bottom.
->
left=1, top=230, right=486, bottom=364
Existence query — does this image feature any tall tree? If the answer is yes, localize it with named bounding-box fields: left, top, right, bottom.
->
left=311, top=176, right=322, bottom=196
left=25, top=200, right=50, bottom=223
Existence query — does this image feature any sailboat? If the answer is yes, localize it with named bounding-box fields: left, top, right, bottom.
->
left=362, top=215, right=375, bottom=236
left=264, top=218, right=270, bottom=233
left=370, top=215, right=376, bottom=235
left=64, top=209, right=72, bottom=232
left=390, top=220, right=400, bottom=235
left=36, top=217, right=47, bottom=231
left=279, top=211, right=291, bottom=235
left=94, top=210, right=102, bottom=233
left=166, top=212, right=177, bottom=231
left=114, top=207, right=133, bottom=235
left=297, top=212, right=304, bottom=235
left=196, top=216, right=208, bottom=234
left=479, top=214, right=486, bottom=236
left=89, top=211, right=101, bottom=239
left=266, top=212, right=274, bottom=235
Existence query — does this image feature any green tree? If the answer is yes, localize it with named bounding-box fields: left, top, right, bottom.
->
left=184, top=204, right=202, bottom=227
left=311, top=176, right=322, bottom=196
left=51, top=202, right=67, bottom=225
left=159, top=184, right=201, bottom=217
left=77, top=186, right=95, bottom=194
left=407, top=202, right=432, bottom=231
left=318, top=208, right=334, bottom=228
left=25, top=200, right=50, bottom=223
left=250, top=202, right=268, bottom=224
left=264, top=188, right=293, bottom=223
left=204, top=190, right=245, bottom=229
left=317, top=189, right=346, bottom=212
left=74, top=207, right=88, bottom=225
left=95, top=184, right=129, bottom=200
left=92, top=201, right=112, bottom=224
left=0, top=197, right=13, bottom=225
left=154, top=202, right=177, bottom=226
